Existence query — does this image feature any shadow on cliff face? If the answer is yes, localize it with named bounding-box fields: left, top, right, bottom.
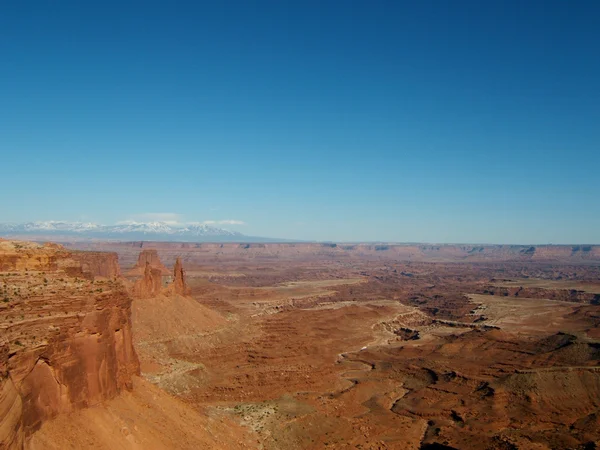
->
left=0, top=240, right=140, bottom=448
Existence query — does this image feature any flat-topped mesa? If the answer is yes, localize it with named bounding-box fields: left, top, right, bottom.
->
left=0, top=240, right=139, bottom=449
left=0, top=240, right=81, bottom=274
left=126, top=249, right=170, bottom=276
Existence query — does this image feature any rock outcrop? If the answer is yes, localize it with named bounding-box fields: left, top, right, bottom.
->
left=1, top=344, right=24, bottom=449
left=130, top=253, right=190, bottom=299
left=165, top=257, right=190, bottom=296
left=125, top=249, right=169, bottom=276
left=70, top=250, right=121, bottom=279
left=0, top=241, right=78, bottom=273
left=0, top=240, right=139, bottom=448
left=132, top=262, right=163, bottom=299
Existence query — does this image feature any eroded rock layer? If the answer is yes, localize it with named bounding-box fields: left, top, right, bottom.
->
left=0, top=240, right=139, bottom=448
left=132, top=262, right=164, bottom=298
left=66, top=241, right=600, bottom=266
left=70, top=250, right=121, bottom=279
left=126, top=249, right=170, bottom=276
left=164, top=257, right=189, bottom=296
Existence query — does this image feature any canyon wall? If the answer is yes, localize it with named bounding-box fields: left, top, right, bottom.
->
left=70, top=250, right=121, bottom=279
left=481, top=286, right=600, bottom=304
left=0, top=241, right=139, bottom=449
left=65, top=242, right=600, bottom=268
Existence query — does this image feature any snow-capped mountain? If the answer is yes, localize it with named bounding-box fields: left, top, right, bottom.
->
left=110, top=221, right=182, bottom=234
left=179, top=223, right=240, bottom=236
left=0, top=221, right=253, bottom=242
left=17, top=221, right=101, bottom=232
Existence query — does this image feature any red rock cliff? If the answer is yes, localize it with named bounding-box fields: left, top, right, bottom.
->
left=70, top=250, right=121, bottom=279
left=0, top=240, right=139, bottom=449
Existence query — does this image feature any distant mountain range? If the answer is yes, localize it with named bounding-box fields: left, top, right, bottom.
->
left=0, top=221, right=276, bottom=242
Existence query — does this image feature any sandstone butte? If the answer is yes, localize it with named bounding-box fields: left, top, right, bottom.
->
left=125, top=249, right=170, bottom=277
left=0, top=240, right=198, bottom=449
left=132, top=256, right=189, bottom=298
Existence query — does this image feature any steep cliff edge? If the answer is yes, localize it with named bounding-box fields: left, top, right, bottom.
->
left=0, top=240, right=139, bottom=448
left=1, top=344, right=24, bottom=449
left=70, top=250, right=121, bottom=279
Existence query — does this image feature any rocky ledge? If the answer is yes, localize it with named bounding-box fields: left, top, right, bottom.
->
left=0, top=240, right=139, bottom=449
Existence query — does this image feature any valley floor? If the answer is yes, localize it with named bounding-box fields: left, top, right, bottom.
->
left=15, top=242, right=600, bottom=449
left=127, top=255, right=600, bottom=449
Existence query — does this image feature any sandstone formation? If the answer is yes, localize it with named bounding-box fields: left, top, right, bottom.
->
left=131, top=254, right=190, bottom=299
left=0, top=241, right=76, bottom=273
left=1, top=343, right=24, bottom=449
left=0, top=241, right=139, bottom=448
left=173, top=257, right=187, bottom=294
left=70, top=250, right=121, bottom=279
left=132, top=262, right=163, bottom=299
left=125, top=249, right=169, bottom=276
left=164, top=257, right=190, bottom=296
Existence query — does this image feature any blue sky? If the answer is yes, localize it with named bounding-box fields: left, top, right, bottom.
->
left=1, top=1, right=599, bottom=243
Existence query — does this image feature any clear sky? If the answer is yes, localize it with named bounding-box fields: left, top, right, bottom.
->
left=1, top=1, right=599, bottom=243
